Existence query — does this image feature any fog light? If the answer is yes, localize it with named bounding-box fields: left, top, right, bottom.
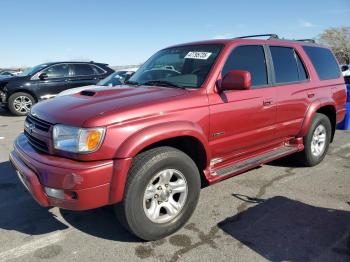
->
left=44, top=187, right=65, bottom=199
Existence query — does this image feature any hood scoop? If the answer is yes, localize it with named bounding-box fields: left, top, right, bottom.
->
left=80, top=90, right=96, bottom=96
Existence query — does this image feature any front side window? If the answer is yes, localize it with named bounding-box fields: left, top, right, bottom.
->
left=41, top=64, right=69, bottom=78
left=270, top=46, right=308, bottom=84
left=20, top=64, right=48, bottom=76
left=222, top=45, right=268, bottom=87
left=72, top=64, right=96, bottom=76
left=128, top=44, right=223, bottom=88
left=303, top=46, right=340, bottom=80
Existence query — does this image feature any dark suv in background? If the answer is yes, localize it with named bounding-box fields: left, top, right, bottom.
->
left=0, top=61, right=114, bottom=115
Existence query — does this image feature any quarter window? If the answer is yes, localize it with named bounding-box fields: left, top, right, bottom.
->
left=42, top=64, right=69, bottom=78
left=92, top=65, right=105, bottom=74
left=270, top=46, right=307, bottom=84
left=303, top=46, right=340, bottom=80
left=222, top=45, right=268, bottom=87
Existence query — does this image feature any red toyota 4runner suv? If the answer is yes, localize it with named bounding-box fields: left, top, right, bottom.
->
left=9, top=34, right=347, bottom=240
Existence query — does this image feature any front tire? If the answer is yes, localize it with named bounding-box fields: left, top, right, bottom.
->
left=8, top=92, right=35, bottom=116
left=114, top=147, right=201, bottom=240
left=296, top=113, right=331, bottom=166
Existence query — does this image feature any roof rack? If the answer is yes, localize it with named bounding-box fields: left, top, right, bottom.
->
left=235, top=34, right=279, bottom=40
left=296, top=39, right=316, bottom=43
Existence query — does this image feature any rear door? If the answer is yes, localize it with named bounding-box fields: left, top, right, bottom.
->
left=67, top=63, right=101, bottom=89
left=209, top=45, right=277, bottom=159
left=268, top=46, right=311, bottom=139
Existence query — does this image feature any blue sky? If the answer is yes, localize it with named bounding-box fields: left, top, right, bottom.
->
left=1, top=0, right=349, bottom=68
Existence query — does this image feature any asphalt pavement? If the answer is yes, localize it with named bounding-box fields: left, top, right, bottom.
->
left=0, top=107, right=349, bottom=262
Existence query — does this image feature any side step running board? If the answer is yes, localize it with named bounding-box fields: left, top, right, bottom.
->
left=212, top=146, right=298, bottom=177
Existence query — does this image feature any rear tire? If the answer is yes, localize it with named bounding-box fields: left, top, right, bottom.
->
left=296, top=113, right=331, bottom=166
left=8, top=92, right=35, bottom=116
left=114, top=146, right=201, bottom=241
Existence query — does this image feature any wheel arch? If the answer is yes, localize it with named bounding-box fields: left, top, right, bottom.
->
left=114, top=121, right=211, bottom=186
left=299, top=100, right=336, bottom=142
left=8, top=89, right=38, bottom=102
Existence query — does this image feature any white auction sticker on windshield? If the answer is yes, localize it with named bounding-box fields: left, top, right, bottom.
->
left=185, top=52, right=212, bottom=60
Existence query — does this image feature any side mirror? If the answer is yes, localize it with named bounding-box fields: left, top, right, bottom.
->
left=219, top=70, right=251, bottom=91
left=38, top=73, right=48, bottom=80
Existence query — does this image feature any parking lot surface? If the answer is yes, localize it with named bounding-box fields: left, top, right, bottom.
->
left=0, top=107, right=349, bottom=262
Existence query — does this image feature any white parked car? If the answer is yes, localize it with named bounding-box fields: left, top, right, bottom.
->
left=57, top=68, right=138, bottom=96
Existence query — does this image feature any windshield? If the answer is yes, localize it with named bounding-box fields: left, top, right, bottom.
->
left=18, top=64, right=48, bottom=76
left=128, top=44, right=223, bottom=88
left=98, top=71, right=134, bottom=86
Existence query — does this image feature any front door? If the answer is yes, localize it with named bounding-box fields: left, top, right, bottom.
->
left=36, top=63, right=70, bottom=98
left=209, top=45, right=277, bottom=160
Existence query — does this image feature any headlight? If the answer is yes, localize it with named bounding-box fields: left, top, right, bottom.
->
left=53, top=124, right=106, bottom=153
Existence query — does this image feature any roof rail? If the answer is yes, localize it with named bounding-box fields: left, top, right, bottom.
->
left=235, top=34, right=279, bottom=40
left=296, top=39, right=316, bottom=43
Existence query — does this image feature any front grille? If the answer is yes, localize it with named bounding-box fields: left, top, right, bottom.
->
left=24, top=130, right=49, bottom=153
left=24, top=114, right=52, bottom=153
left=26, top=114, right=51, bottom=132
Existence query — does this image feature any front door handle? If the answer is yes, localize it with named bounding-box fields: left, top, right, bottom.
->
left=307, top=93, right=315, bottom=98
left=263, top=99, right=273, bottom=106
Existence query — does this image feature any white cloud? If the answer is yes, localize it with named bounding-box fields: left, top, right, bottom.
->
left=299, top=19, right=318, bottom=28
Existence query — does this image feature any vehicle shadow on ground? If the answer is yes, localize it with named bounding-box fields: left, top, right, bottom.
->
left=59, top=207, right=140, bottom=242
left=0, top=161, right=68, bottom=235
left=0, top=108, right=14, bottom=117
left=267, top=154, right=304, bottom=168
left=0, top=160, right=140, bottom=242
left=218, top=196, right=350, bottom=261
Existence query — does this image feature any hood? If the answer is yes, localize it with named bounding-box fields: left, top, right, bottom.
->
left=31, top=85, right=188, bottom=126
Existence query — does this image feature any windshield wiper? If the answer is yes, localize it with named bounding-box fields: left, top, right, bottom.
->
left=125, top=80, right=140, bottom=86
left=142, top=80, right=183, bottom=88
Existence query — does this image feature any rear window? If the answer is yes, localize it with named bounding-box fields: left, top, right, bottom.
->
left=303, top=46, right=340, bottom=80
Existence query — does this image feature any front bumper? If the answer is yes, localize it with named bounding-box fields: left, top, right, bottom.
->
left=9, top=134, right=116, bottom=210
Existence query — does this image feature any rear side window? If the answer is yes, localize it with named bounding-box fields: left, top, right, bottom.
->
left=222, top=45, right=268, bottom=87
left=303, top=46, right=340, bottom=80
left=72, top=64, right=96, bottom=76
left=270, top=46, right=308, bottom=84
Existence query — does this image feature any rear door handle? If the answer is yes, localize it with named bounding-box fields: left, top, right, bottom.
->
left=263, top=99, right=273, bottom=106
left=307, top=93, right=315, bottom=98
